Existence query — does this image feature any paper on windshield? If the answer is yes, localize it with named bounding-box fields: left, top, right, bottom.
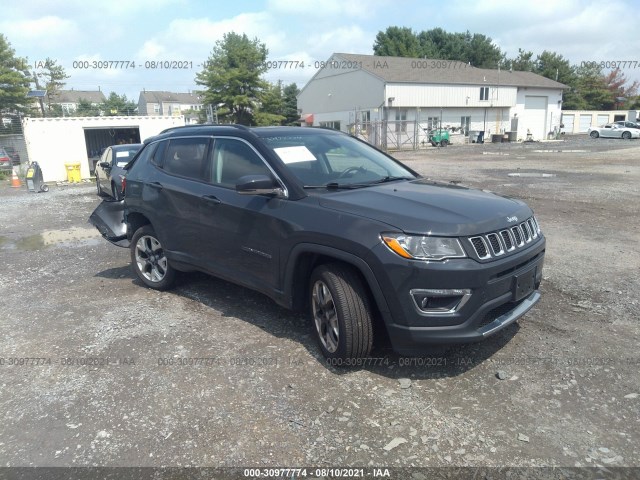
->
left=274, top=146, right=316, bottom=164
left=116, top=151, right=130, bottom=158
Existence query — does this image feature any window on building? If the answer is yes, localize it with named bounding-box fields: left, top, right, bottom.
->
left=427, top=117, right=439, bottom=130
left=395, top=109, right=407, bottom=133
left=153, top=104, right=160, bottom=114
left=480, top=87, right=489, bottom=101
left=460, top=116, right=471, bottom=135
left=319, top=121, right=341, bottom=130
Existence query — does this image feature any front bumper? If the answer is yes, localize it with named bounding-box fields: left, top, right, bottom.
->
left=368, top=236, right=546, bottom=356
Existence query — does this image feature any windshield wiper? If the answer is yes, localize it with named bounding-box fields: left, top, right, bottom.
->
left=303, top=177, right=413, bottom=190
left=303, top=182, right=369, bottom=190
left=366, top=176, right=414, bottom=185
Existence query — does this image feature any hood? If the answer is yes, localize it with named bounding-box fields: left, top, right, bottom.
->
left=318, top=179, right=532, bottom=236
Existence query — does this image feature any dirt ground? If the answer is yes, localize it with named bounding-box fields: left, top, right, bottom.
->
left=0, top=135, right=638, bottom=476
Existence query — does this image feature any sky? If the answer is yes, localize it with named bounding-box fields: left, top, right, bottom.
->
left=2, top=0, right=639, bottom=102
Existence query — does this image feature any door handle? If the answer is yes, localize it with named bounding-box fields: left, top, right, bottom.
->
left=148, top=181, right=163, bottom=190
left=201, top=195, right=221, bottom=204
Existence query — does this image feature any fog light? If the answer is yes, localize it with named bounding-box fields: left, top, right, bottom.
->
left=410, top=289, right=472, bottom=316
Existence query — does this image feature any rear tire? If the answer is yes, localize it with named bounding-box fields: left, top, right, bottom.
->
left=309, top=263, right=373, bottom=361
left=590, top=131, right=599, bottom=138
left=130, top=225, right=175, bottom=290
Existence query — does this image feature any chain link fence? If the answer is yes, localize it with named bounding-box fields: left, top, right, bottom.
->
left=0, top=118, right=30, bottom=169
left=347, top=119, right=472, bottom=151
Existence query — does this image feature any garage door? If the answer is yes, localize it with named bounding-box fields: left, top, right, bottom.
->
left=579, top=115, right=592, bottom=132
left=523, top=96, right=548, bottom=140
left=597, top=114, right=609, bottom=126
left=562, top=114, right=574, bottom=134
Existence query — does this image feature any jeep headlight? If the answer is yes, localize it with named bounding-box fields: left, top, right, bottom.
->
left=381, top=233, right=467, bottom=261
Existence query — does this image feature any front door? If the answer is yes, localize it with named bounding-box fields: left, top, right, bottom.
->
left=196, top=137, right=288, bottom=292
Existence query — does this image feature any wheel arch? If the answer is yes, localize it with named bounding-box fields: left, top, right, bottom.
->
left=284, top=244, right=392, bottom=324
left=126, top=211, right=151, bottom=240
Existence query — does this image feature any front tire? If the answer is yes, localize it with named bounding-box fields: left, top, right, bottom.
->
left=622, top=131, right=631, bottom=140
left=440, top=139, right=448, bottom=147
left=96, top=174, right=104, bottom=196
left=590, top=131, right=599, bottom=138
left=309, top=263, right=373, bottom=361
left=130, top=225, right=176, bottom=290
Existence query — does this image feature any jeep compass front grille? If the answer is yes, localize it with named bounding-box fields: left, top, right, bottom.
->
left=469, top=217, right=541, bottom=260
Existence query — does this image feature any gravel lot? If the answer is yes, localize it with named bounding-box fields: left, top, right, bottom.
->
left=0, top=135, right=638, bottom=477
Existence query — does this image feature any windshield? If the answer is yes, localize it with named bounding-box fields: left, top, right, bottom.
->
left=260, top=131, right=417, bottom=188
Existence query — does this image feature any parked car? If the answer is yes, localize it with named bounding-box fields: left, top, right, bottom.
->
left=89, top=125, right=545, bottom=360
left=1, top=145, right=21, bottom=165
left=588, top=123, right=640, bottom=139
left=613, top=121, right=640, bottom=129
left=0, top=147, right=12, bottom=171
left=95, top=144, right=143, bottom=199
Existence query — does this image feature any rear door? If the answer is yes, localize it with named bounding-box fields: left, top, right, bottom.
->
left=147, top=136, right=215, bottom=261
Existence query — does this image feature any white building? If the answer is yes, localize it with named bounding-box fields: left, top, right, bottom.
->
left=298, top=53, right=568, bottom=147
left=46, top=90, right=107, bottom=116
left=22, top=116, right=185, bottom=182
left=138, top=91, right=203, bottom=117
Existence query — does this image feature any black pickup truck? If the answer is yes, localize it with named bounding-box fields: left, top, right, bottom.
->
left=90, top=125, right=545, bottom=359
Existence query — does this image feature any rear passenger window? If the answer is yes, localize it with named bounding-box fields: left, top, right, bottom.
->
left=150, top=141, right=166, bottom=166
left=162, top=138, right=210, bottom=181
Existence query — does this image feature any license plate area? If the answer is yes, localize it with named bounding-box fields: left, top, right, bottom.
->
left=513, top=267, right=536, bottom=301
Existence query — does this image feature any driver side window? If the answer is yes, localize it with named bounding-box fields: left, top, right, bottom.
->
left=211, top=138, right=272, bottom=188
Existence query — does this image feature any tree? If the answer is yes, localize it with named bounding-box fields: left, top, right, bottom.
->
left=196, top=32, right=268, bottom=125
left=254, top=80, right=285, bottom=126
left=465, top=32, right=504, bottom=68
left=100, top=92, right=137, bottom=116
left=571, top=63, right=613, bottom=110
left=281, top=82, right=300, bottom=126
left=34, top=58, right=69, bottom=112
left=373, top=27, right=421, bottom=57
left=375, top=27, right=504, bottom=68
left=505, top=49, right=535, bottom=71
left=76, top=98, right=102, bottom=116
left=603, top=68, right=639, bottom=108
left=0, top=34, right=32, bottom=117
left=530, top=51, right=583, bottom=109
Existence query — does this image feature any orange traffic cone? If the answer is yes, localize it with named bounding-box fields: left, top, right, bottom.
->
left=10, top=167, right=21, bottom=188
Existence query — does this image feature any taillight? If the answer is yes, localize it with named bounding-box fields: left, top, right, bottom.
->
left=120, top=175, right=126, bottom=197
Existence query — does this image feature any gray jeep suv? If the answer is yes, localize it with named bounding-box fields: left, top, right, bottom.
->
left=90, top=125, right=545, bottom=360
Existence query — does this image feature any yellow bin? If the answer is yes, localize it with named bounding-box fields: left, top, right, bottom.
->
left=65, top=163, right=81, bottom=183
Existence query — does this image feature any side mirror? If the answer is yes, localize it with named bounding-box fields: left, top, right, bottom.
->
left=99, top=161, right=110, bottom=168
left=236, top=175, right=285, bottom=197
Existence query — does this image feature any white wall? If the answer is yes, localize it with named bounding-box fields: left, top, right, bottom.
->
left=559, top=110, right=632, bottom=134
left=512, top=88, right=564, bottom=140
left=298, top=69, right=385, bottom=114
left=385, top=84, right=517, bottom=108
left=22, top=116, right=185, bottom=182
